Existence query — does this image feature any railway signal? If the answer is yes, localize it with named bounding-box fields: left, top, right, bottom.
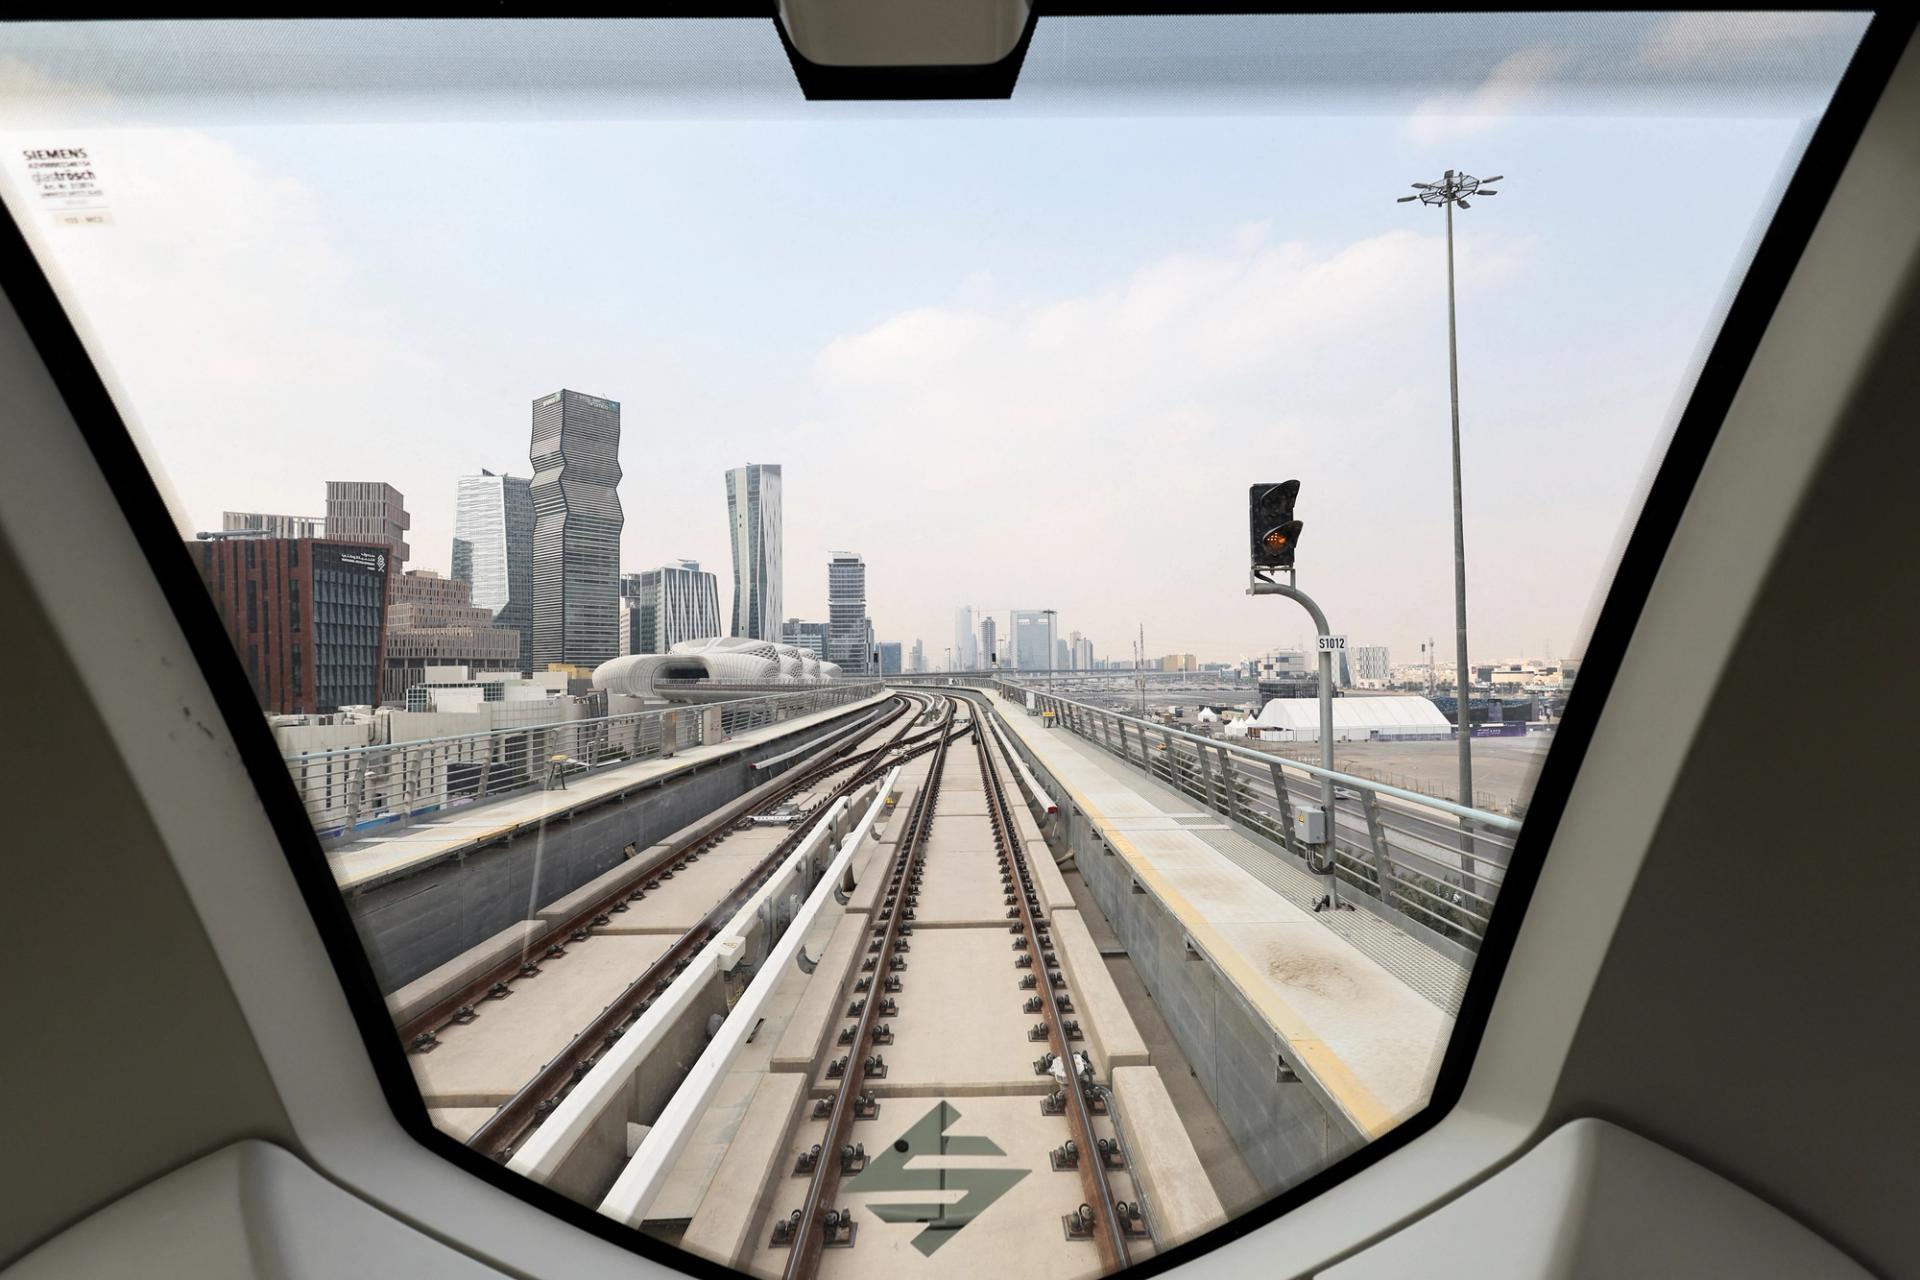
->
left=1249, top=480, right=1303, bottom=573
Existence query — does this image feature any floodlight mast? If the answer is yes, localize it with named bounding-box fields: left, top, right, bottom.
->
left=1401, top=168, right=1501, bottom=874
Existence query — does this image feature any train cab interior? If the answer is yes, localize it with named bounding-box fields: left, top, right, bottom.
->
left=2, top=4, right=1917, bottom=1278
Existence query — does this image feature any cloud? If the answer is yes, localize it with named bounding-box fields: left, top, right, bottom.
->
left=1634, top=11, right=1862, bottom=72
left=818, top=230, right=1526, bottom=429
left=0, top=55, right=116, bottom=126
left=1408, top=47, right=1570, bottom=144
left=1405, top=13, right=1866, bottom=143
left=804, top=227, right=1535, bottom=658
left=0, top=122, right=444, bottom=534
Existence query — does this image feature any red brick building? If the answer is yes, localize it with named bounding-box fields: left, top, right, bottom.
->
left=186, top=537, right=393, bottom=714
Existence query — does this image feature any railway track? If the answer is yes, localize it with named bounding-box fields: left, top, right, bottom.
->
left=398, top=691, right=949, bottom=1160
left=771, top=692, right=1142, bottom=1278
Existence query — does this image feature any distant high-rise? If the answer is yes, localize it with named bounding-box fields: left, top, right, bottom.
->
left=325, top=481, right=410, bottom=563
left=828, top=553, right=870, bottom=674
left=1070, top=631, right=1094, bottom=670
left=910, top=638, right=925, bottom=673
left=980, top=616, right=998, bottom=669
left=1056, top=637, right=1071, bottom=671
left=1350, top=645, right=1392, bottom=685
left=954, top=605, right=976, bottom=671
left=781, top=618, right=828, bottom=660
left=619, top=560, right=722, bottom=655
left=878, top=642, right=903, bottom=675
left=530, top=390, right=623, bottom=669
left=1011, top=609, right=1056, bottom=672
left=224, top=511, right=322, bottom=540
left=451, top=470, right=534, bottom=673
left=726, top=463, right=782, bottom=640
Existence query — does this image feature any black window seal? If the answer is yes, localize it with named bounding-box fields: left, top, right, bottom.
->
left=0, top=9, right=1910, bottom=1280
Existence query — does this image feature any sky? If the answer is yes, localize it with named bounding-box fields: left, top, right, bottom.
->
left=0, top=13, right=1870, bottom=671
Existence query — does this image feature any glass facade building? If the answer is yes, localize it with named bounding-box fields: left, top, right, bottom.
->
left=780, top=618, right=827, bottom=660
left=1011, top=608, right=1056, bottom=673
left=529, top=390, right=623, bottom=669
left=619, top=560, right=722, bottom=655
left=451, top=470, right=534, bottom=674
left=724, top=463, right=781, bottom=641
left=827, top=553, right=869, bottom=674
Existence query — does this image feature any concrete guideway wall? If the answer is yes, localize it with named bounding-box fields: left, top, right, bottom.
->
left=345, top=697, right=889, bottom=990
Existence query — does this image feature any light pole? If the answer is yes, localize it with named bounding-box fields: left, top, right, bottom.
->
left=1400, top=169, right=1501, bottom=849
left=1040, top=608, right=1058, bottom=692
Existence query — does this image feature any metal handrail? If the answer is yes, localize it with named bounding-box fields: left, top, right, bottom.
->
left=280, top=681, right=883, bottom=841
left=994, top=680, right=1518, bottom=831
left=282, top=680, right=881, bottom=760
left=992, top=678, right=1523, bottom=952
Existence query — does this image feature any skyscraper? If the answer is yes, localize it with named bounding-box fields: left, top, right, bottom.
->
left=1011, top=609, right=1056, bottom=672
left=324, top=481, right=410, bottom=563
left=878, top=642, right=902, bottom=675
left=725, top=463, right=782, bottom=641
left=451, top=470, right=534, bottom=674
left=980, top=616, right=998, bottom=669
left=954, top=605, right=976, bottom=671
left=619, top=560, right=722, bottom=655
left=910, top=638, right=925, bottom=673
left=529, top=389, right=623, bottom=669
left=828, top=553, right=870, bottom=674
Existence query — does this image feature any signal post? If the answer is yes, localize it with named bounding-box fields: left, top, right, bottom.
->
left=1247, top=481, right=1349, bottom=912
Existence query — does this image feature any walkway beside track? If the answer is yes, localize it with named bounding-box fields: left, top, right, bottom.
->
left=984, top=690, right=1458, bottom=1140
left=329, top=693, right=892, bottom=893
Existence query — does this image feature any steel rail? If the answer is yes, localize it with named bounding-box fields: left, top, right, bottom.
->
left=397, top=694, right=916, bottom=1050
left=461, top=695, right=929, bottom=1160
left=781, top=698, right=960, bottom=1280
left=973, top=695, right=1129, bottom=1273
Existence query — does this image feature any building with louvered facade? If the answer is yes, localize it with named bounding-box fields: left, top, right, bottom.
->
left=380, top=569, right=522, bottom=704
left=323, top=481, right=410, bottom=564
left=529, top=389, right=623, bottom=669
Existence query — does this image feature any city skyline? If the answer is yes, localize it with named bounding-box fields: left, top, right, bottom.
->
left=0, top=13, right=1865, bottom=672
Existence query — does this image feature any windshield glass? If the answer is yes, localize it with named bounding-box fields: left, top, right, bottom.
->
left=0, top=11, right=1870, bottom=1278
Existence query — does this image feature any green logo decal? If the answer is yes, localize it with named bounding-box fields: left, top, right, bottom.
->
left=843, top=1100, right=1030, bottom=1256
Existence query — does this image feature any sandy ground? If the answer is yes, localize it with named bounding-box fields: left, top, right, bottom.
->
left=1256, top=736, right=1552, bottom=814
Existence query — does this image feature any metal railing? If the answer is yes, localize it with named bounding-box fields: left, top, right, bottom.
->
left=992, top=680, right=1522, bottom=953
left=281, top=681, right=884, bottom=844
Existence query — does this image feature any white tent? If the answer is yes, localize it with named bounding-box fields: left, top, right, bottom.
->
left=1251, top=696, right=1452, bottom=743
